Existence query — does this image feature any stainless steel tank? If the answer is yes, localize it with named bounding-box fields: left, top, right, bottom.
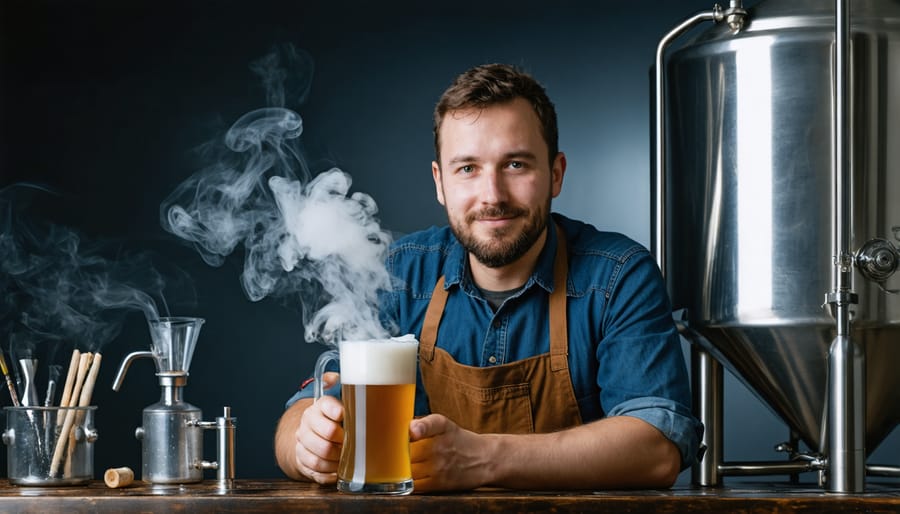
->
left=662, top=0, right=900, bottom=461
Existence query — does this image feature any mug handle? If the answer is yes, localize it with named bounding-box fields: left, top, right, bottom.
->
left=313, top=349, right=339, bottom=400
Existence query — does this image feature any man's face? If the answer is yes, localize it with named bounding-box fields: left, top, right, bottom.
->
left=432, top=97, right=565, bottom=269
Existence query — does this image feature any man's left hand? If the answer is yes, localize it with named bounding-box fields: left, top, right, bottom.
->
left=409, top=414, right=494, bottom=492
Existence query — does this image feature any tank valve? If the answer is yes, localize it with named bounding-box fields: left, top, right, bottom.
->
left=855, top=238, right=900, bottom=288
left=724, top=1, right=749, bottom=32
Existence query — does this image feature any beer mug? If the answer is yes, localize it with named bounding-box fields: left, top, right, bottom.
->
left=314, top=335, right=418, bottom=494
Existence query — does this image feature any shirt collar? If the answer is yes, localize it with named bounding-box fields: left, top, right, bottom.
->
left=442, top=215, right=560, bottom=295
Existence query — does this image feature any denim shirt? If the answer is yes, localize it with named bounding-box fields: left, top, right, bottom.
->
left=287, top=212, right=703, bottom=469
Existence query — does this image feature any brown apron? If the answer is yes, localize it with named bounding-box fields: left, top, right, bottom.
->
left=418, top=225, right=583, bottom=434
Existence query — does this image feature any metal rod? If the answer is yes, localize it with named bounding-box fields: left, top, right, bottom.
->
left=832, top=3, right=853, bottom=307
left=826, top=0, right=866, bottom=494
left=216, top=406, right=236, bottom=491
left=866, top=465, right=900, bottom=478
left=653, top=6, right=723, bottom=275
left=691, top=344, right=723, bottom=487
left=653, top=2, right=748, bottom=276
left=719, top=460, right=823, bottom=477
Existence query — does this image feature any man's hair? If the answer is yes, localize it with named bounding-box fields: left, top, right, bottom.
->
left=432, top=63, right=559, bottom=166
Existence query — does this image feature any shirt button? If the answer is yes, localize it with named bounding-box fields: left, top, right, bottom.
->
left=492, top=320, right=501, bottom=328
left=488, top=355, right=497, bottom=364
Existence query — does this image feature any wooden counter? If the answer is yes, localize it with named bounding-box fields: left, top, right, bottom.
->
left=0, top=479, right=898, bottom=513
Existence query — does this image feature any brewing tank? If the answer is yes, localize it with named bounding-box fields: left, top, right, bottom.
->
left=664, top=0, right=900, bottom=453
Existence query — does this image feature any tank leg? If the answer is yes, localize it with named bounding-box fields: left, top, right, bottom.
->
left=691, top=345, right=723, bottom=487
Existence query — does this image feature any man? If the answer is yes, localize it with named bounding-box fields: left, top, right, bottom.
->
left=275, top=63, right=702, bottom=492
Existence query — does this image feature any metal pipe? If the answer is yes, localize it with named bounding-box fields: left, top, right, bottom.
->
left=719, top=460, right=824, bottom=477
left=216, top=406, right=237, bottom=491
left=653, top=5, right=722, bottom=275
left=826, top=0, right=866, bottom=494
left=866, top=465, right=900, bottom=478
left=690, top=343, right=723, bottom=487
left=653, top=2, right=747, bottom=275
left=832, top=0, right=853, bottom=309
left=111, top=351, right=156, bottom=392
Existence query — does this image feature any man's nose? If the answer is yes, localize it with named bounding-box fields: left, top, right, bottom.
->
left=479, top=168, right=508, bottom=204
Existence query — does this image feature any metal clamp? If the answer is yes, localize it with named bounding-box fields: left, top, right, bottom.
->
left=188, top=406, right=236, bottom=490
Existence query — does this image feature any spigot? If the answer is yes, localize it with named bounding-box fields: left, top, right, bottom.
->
left=111, top=351, right=156, bottom=391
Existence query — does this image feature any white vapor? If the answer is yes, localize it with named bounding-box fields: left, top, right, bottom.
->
left=161, top=46, right=394, bottom=346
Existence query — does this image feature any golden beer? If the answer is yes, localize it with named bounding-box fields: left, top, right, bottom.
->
left=313, top=337, right=418, bottom=494
left=338, top=383, right=416, bottom=488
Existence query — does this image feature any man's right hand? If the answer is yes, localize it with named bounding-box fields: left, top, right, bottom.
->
left=275, top=372, right=344, bottom=482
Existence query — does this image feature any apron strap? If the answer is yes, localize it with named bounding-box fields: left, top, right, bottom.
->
left=420, top=276, right=447, bottom=362
left=419, top=223, right=568, bottom=368
left=549, top=224, right=569, bottom=372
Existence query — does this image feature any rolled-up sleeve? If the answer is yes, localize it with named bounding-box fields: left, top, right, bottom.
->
left=606, top=396, right=703, bottom=470
left=595, top=249, right=703, bottom=469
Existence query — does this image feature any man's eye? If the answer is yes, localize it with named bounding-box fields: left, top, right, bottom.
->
left=509, top=161, right=524, bottom=169
left=459, top=165, right=474, bottom=174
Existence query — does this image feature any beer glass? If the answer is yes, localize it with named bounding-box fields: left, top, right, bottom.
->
left=314, top=336, right=418, bottom=494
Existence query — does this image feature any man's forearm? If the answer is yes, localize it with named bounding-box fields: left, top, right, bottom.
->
left=485, top=415, right=681, bottom=490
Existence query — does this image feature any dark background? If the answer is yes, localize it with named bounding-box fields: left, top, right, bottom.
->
left=1, top=0, right=896, bottom=484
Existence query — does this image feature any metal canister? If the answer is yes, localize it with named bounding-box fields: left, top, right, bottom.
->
left=2, top=406, right=98, bottom=486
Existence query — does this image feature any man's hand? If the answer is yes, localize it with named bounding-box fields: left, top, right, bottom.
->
left=296, top=394, right=344, bottom=484
left=409, top=414, right=495, bottom=492
left=274, top=372, right=344, bottom=483
left=407, top=414, right=682, bottom=492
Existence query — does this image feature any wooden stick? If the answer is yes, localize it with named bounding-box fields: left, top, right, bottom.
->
left=65, top=353, right=102, bottom=477
left=56, top=349, right=81, bottom=424
left=50, top=352, right=91, bottom=477
left=76, top=353, right=101, bottom=408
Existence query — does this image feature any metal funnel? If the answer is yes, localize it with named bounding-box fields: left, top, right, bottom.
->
left=112, top=317, right=205, bottom=391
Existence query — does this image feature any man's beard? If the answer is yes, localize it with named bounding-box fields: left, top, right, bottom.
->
left=449, top=201, right=549, bottom=269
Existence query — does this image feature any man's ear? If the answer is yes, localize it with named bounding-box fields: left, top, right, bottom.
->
left=432, top=161, right=445, bottom=206
left=551, top=152, right=567, bottom=198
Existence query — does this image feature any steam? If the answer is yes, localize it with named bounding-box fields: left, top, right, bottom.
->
left=160, top=46, right=394, bottom=346
left=0, top=184, right=167, bottom=354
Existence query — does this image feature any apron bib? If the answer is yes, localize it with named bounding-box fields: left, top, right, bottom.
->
left=418, top=225, right=583, bottom=434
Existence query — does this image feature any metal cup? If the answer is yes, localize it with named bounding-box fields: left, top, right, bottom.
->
left=2, top=406, right=98, bottom=486
left=314, top=336, right=418, bottom=495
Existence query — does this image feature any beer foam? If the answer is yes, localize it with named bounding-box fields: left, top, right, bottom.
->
left=339, top=337, right=418, bottom=385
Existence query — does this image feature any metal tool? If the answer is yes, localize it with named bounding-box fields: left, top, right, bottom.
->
left=112, top=317, right=236, bottom=488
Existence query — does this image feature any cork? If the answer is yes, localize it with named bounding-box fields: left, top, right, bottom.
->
left=104, top=466, right=135, bottom=488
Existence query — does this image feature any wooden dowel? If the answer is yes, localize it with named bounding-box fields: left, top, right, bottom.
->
left=77, top=353, right=101, bottom=408
left=56, top=349, right=81, bottom=424
left=65, top=353, right=102, bottom=477
left=50, top=352, right=91, bottom=477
